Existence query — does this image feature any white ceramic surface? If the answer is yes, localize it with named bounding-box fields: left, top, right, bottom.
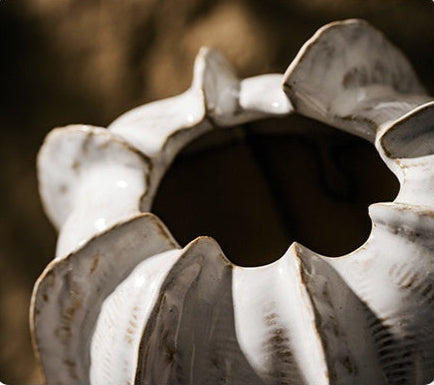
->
left=32, top=19, right=434, bottom=385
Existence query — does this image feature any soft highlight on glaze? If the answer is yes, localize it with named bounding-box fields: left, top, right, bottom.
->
left=32, top=19, right=434, bottom=385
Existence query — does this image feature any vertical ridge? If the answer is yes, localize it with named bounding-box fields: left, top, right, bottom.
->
left=232, top=244, right=329, bottom=385
left=135, top=237, right=263, bottom=384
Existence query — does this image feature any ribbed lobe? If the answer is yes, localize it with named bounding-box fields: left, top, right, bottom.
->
left=90, top=248, right=183, bottom=385
left=31, top=214, right=178, bottom=385
left=232, top=244, right=327, bottom=384
left=327, top=203, right=434, bottom=384
left=134, top=236, right=263, bottom=384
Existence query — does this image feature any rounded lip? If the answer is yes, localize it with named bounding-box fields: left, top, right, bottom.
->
left=34, top=16, right=434, bottom=293
left=37, top=125, right=152, bottom=230
left=33, top=18, right=434, bottom=383
left=37, top=18, right=434, bottom=257
left=38, top=18, right=433, bottom=238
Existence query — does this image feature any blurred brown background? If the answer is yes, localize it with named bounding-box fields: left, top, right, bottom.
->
left=0, top=0, right=433, bottom=383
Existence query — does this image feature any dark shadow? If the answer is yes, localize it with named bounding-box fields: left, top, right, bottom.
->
left=153, top=115, right=400, bottom=266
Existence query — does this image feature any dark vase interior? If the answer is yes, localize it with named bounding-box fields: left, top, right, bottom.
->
left=153, top=114, right=400, bottom=267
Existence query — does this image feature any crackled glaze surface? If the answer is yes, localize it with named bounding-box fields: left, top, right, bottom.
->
left=32, top=19, right=434, bottom=385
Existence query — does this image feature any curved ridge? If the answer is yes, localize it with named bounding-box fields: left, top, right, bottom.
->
left=279, top=25, right=434, bottom=383
left=90, top=248, right=183, bottom=385
left=283, top=19, right=432, bottom=142
left=134, top=236, right=263, bottom=385
left=33, top=19, right=434, bottom=385
left=374, top=104, right=434, bottom=210
left=269, top=203, right=434, bottom=384
left=31, top=213, right=179, bottom=385
left=233, top=243, right=329, bottom=384
left=323, top=202, right=434, bottom=384
left=379, top=101, right=434, bottom=159
left=37, top=125, right=151, bottom=233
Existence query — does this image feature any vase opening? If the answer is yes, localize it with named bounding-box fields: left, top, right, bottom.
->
left=153, top=114, right=399, bottom=267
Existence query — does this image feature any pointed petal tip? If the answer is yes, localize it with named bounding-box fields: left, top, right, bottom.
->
left=283, top=18, right=427, bottom=141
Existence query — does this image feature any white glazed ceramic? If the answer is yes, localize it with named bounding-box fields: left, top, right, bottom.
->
left=32, top=19, right=434, bottom=385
